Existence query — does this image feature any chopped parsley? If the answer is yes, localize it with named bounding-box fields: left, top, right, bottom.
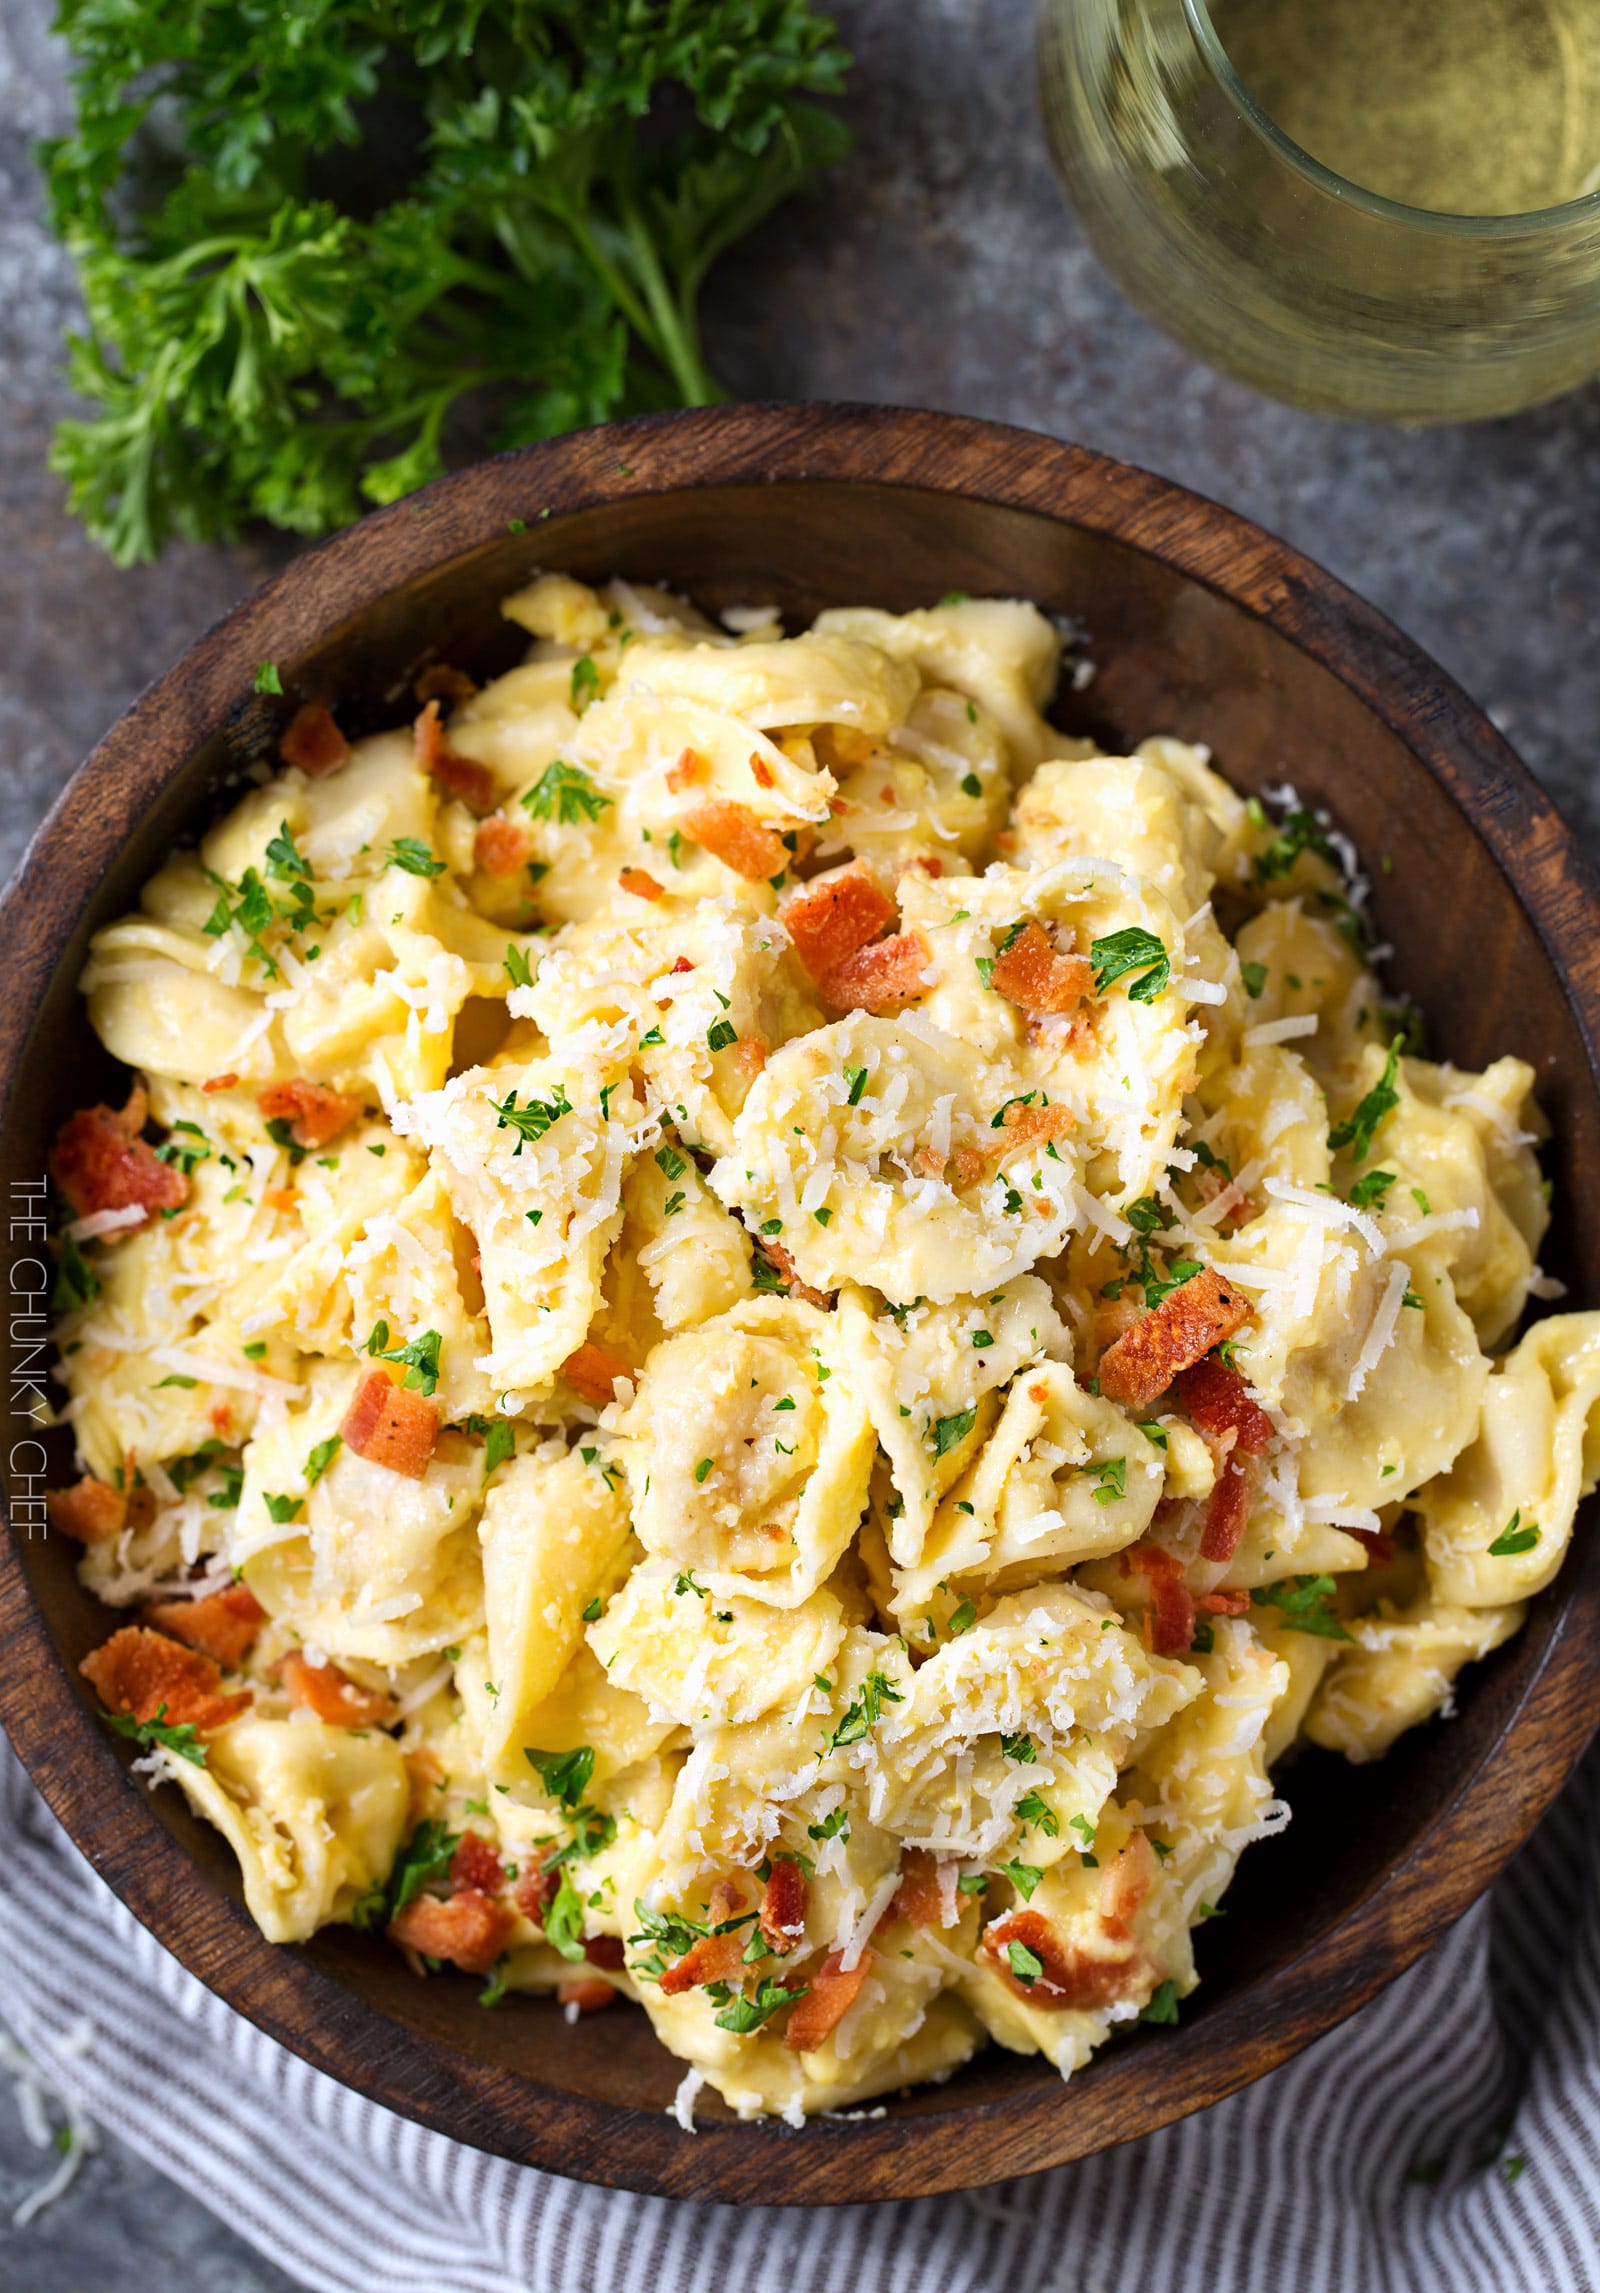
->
left=1016, top=1789, right=1059, bottom=1837
left=569, top=655, right=600, bottom=712
left=1488, top=1510, right=1540, bottom=1557
left=1001, top=1731, right=1036, bottom=1763
left=377, top=1328, right=443, bottom=1396
left=491, top=1084, right=572, bottom=1152
left=1251, top=804, right=1338, bottom=886
left=503, top=942, right=534, bottom=989
left=522, top=760, right=611, bottom=825
left=1240, top=960, right=1268, bottom=999
left=707, top=1018, right=738, bottom=1053
left=845, top=1065, right=869, bottom=1107
left=386, top=837, right=446, bottom=878
left=713, top=1974, right=804, bottom=2034
left=253, top=661, right=283, bottom=695
left=1249, top=1574, right=1351, bottom=1640
left=1002, top=1860, right=1044, bottom=1901
left=1079, top=1455, right=1127, bottom=1504
left=931, top=1406, right=977, bottom=1457
left=824, top=1670, right=904, bottom=1751
left=1139, top=1978, right=1181, bottom=2025
left=304, top=1433, right=342, bottom=1485
left=1328, top=1039, right=1401, bottom=1162
left=263, top=1492, right=302, bottom=1524
left=102, top=1699, right=207, bottom=1766
left=525, top=1745, right=595, bottom=1808
left=1006, top=1939, right=1044, bottom=1987
left=1348, top=1169, right=1397, bottom=1211
left=1089, top=926, right=1170, bottom=1004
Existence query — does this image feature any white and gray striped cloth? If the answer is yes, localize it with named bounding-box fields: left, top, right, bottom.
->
left=3, top=1729, right=1597, bottom=2291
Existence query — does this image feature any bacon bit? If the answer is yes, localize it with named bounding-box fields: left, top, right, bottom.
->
left=81, top=1625, right=251, bottom=1734
left=1122, top=1545, right=1196, bottom=1658
left=1196, top=1586, right=1251, bottom=1616
left=1350, top=1525, right=1397, bottom=1568
left=914, top=1147, right=947, bottom=1180
left=682, top=799, right=787, bottom=883
left=1176, top=1356, right=1274, bottom=1455
left=257, top=1078, right=364, bottom=1151
left=514, top=1865, right=558, bottom=1921
left=46, top=1476, right=125, bottom=1544
left=828, top=796, right=849, bottom=816
left=947, top=1102, right=1076, bottom=1192
left=732, top=1035, right=767, bottom=1078
left=405, top=1746, right=445, bottom=1820
left=202, top=1072, right=239, bottom=1094
left=388, top=1890, right=515, bottom=1975
left=1097, top=1268, right=1252, bottom=1412
left=670, top=955, right=695, bottom=974
left=1199, top=1451, right=1255, bottom=1564
left=280, top=704, right=350, bottom=778
left=584, top=1933, right=626, bottom=1971
left=889, top=1848, right=945, bottom=1929
left=618, top=867, right=664, bottom=902
left=983, top=1909, right=1146, bottom=2012
left=1099, top=1834, right=1155, bottom=1934
left=558, top=1978, right=617, bottom=2015
left=341, top=1369, right=439, bottom=1480
left=757, top=1238, right=833, bottom=1311
left=667, top=746, right=708, bottom=793
left=783, top=1949, right=871, bottom=2053
left=818, top=929, right=930, bottom=1015
left=906, top=855, right=943, bottom=879
left=450, top=1831, right=506, bottom=1897
left=414, top=698, right=495, bottom=814
left=781, top=864, right=896, bottom=981
left=759, top=1858, right=809, bottom=1955
left=415, top=662, right=478, bottom=708
left=262, top=1186, right=299, bottom=1214
left=990, top=922, right=1094, bottom=1016
left=208, top=1401, right=234, bottom=1436
left=659, top=1926, right=749, bottom=1996
left=750, top=754, right=775, bottom=790
left=474, top=815, right=535, bottom=875
left=878, top=784, right=895, bottom=807
left=561, top=1340, right=630, bottom=1406
left=282, top=1649, right=399, bottom=1728
left=142, top=1582, right=265, bottom=1668
left=50, top=1086, right=187, bottom=1227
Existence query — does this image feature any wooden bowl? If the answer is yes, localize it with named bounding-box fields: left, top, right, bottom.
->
left=4, top=403, right=1599, bottom=2204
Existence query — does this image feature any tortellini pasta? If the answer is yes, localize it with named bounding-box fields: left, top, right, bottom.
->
left=52, top=572, right=1589, bottom=2126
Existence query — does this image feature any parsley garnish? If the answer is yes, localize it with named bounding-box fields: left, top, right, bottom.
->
left=522, top=760, right=611, bottom=826
left=1003, top=1860, right=1043, bottom=1900
left=1001, top=1731, right=1036, bottom=1763
left=1328, top=1040, right=1402, bottom=1162
left=491, top=1085, right=572, bottom=1153
left=654, top=1143, right=687, bottom=1181
left=386, top=837, right=446, bottom=878
left=1349, top=1169, right=1397, bottom=1211
left=263, top=1492, right=302, bottom=1524
left=1140, top=1978, right=1181, bottom=2025
left=714, top=1975, right=804, bottom=2034
left=1089, top=926, right=1170, bottom=1003
left=1006, top=1939, right=1044, bottom=1987
left=1488, top=1510, right=1540, bottom=1557
left=845, top=1065, right=869, bottom=1106
left=378, top=1328, right=442, bottom=1396
left=304, top=1433, right=342, bottom=1485
left=1240, top=959, right=1268, bottom=999
left=525, top=1745, right=595, bottom=1808
left=102, top=1700, right=208, bottom=1766
left=504, top=943, right=534, bottom=989
left=1249, top=1575, right=1351, bottom=1639
left=253, top=661, right=283, bottom=695
left=1016, top=1789, right=1058, bottom=1837
left=569, top=655, right=600, bottom=712
left=824, top=1670, right=904, bottom=1751
left=931, top=1407, right=977, bottom=1457
left=706, top=1018, right=738, bottom=1053
left=1251, top=805, right=1338, bottom=886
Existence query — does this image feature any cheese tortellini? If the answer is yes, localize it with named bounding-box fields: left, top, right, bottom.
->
left=53, top=572, right=1589, bottom=2126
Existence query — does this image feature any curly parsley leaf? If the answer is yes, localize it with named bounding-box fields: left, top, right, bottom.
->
left=43, top=0, right=852, bottom=565
left=1329, top=1040, right=1402, bottom=1162
left=102, top=1700, right=208, bottom=1766
left=525, top=1744, right=595, bottom=1808
left=1089, top=927, right=1170, bottom=1004
left=522, top=760, right=612, bottom=826
left=1488, top=1510, right=1541, bottom=1557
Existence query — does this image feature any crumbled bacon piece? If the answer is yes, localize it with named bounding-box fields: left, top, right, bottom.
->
left=142, top=1582, right=265, bottom=1668
left=1121, top=1545, right=1196, bottom=1657
left=202, top=1072, right=238, bottom=1094
left=1199, top=1451, right=1254, bottom=1564
left=280, top=704, right=350, bottom=777
left=750, top=754, right=776, bottom=790
left=584, top=1933, right=626, bottom=1971
left=756, top=1238, right=833, bottom=1310
left=47, top=1476, right=125, bottom=1544
left=81, top=1625, right=251, bottom=1734
left=414, top=699, right=495, bottom=814
left=732, top=1035, right=767, bottom=1078
left=262, top=1186, right=299, bottom=1214
left=781, top=865, right=896, bottom=982
left=514, top=1865, right=558, bottom=1921
left=682, top=799, right=788, bottom=882
left=947, top=1101, right=1075, bottom=1192
left=1097, top=1268, right=1251, bottom=1412
left=1350, top=1525, right=1397, bottom=1568
left=759, top=1857, right=808, bottom=1955
left=558, top=1977, right=617, bottom=2015
left=618, top=867, right=664, bottom=902
left=561, top=1340, right=630, bottom=1406
left=257, top=1079, right=363, bottom=1151
left=341, top=1369, right=438, bottom=1479
left=1196, top=1587, right=1251, bottom=1616
left=660, top=1881, right=750, bottom=1995
left=818, top=929, right=930, bottom=1015
left=50, top=1086, right=187, bottom=1227
left=670, top=955, right=694, bottom=974
left=889, top=1848, right=945, bottom=1929
left=282, top=1649, right=399, bottom=1728
left=983, top=1909, right=1146, bottom=2012
left=474, top=815, right=535, bottom=875
left=415, top=663, right=478, bottom=708
left=450, top=1831, right=506, bottom=1897
left=1176, top=1356, right=1274, bottom=1455
left=389, top=1890, right=515, bottom=1974
left=990, top=922, right=1093, bottom=1016
left=666, top=746, right=708, bottom=793
left=783, top=1949, right=871, bottom=2053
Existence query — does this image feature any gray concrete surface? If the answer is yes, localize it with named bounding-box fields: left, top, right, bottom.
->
left=1, top=0, right=1597, bottom=2285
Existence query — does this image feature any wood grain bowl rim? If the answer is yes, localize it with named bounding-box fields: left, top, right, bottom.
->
left=4, top=401, right=1600, bottom=2205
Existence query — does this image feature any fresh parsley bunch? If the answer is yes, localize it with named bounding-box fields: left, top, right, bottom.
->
left=41, top=0, right=852, bottom=563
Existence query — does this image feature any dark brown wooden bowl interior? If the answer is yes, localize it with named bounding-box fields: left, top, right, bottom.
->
left=5, top=404, right=1600, bottom=2204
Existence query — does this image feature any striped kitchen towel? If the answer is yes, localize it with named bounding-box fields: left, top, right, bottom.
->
left=2, top=1728, right=1596, bottom=2293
